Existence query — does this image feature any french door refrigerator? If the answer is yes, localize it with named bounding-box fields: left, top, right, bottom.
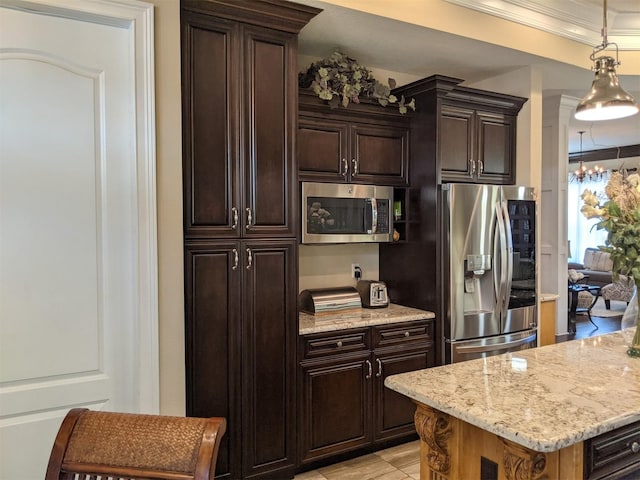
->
left=441, top=183, right=537, bottom=364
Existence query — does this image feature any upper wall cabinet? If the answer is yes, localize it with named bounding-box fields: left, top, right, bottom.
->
left=182, top=2, right=317, bottom=239
left=439, top=100, right=519, bottom=184
left=298, top=91, right=410, bottom=186
left=393, top=75, right=527, bottom=187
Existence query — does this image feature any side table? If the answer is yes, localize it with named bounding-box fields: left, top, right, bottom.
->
left=568, top=284, right=601, bottom=333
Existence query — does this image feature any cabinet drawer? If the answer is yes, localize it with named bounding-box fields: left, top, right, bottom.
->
left=373, top=320, right=432, bottom=350
left=301, top=330, right=369, bottom=360
left=585, top=421, right=640, bottom=480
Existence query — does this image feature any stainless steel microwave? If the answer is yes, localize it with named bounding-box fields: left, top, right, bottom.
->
left=301, top=182, right=393, bottom=244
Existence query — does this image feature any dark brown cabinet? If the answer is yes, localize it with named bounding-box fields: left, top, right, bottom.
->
left=181, top=2, right=319, bottom=479
left=298, top=320, right=434, bottom=468
left=182, top=2, right=317, bottom=240
left=298, top=91, right=410, bottom=186
left=584, top=420, right=640, bottom=479
left=439, top=104, right=517, bottom=184
left=185, top=239, right=297, bottom=479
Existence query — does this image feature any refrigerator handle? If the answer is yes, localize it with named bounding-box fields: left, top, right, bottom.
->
left=495, top=203, right=508, bottom=312
left=454, top=332, right=537, bottom=354
left=502, top=201, right=514, bottom=313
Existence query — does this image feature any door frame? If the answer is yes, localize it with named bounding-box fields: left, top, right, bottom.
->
left=2, top=0, right=159, bottom=413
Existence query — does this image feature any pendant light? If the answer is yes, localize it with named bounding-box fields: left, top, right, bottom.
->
left=575, top=0, right=639, bottom=121
left=572, top=131, right=605, bottom=183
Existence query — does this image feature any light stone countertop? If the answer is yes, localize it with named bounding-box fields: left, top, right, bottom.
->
left=299, top=303, right=434, bottom=335
left=385, top=329, right=640, bottom=452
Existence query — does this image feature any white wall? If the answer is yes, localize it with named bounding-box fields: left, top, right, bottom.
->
left=299, top=244, right=379, bottom=292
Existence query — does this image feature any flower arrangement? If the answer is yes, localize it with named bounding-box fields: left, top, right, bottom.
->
left=581, top=171, right=640, bottom=356
left=298, top=51, right=416, bottom=114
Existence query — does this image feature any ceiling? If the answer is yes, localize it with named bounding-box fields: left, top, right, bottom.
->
left=295, top=0, right=640, bottom=155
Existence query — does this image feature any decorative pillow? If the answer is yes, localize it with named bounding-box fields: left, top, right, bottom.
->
left=591, top=251, right=613, bottom=272
left=583, top=248, right=596, bottom=269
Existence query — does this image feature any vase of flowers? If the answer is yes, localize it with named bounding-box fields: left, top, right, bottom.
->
left=298, top=51, right=416, bottom=114
left=581, top=171, right=640, bottom=357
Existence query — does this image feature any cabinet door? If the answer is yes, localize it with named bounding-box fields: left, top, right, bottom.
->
left=439, top=104, right=475, bottom=183
left=298, top=355, right=373, bottom=465
left=182, top=15, right=241, bottom=238
left=298, top=117, right=349, bottom=182
left=184, top=242, right=242, bottom=479
left=373, top=350, right=430, bottom=443
left=242, top=25, right=297, bottom=237
left=241, top=239, right=297, bottom=478
left=476, top=112, right=516, bottom=185
left=352, top=124, right=409, bottom=186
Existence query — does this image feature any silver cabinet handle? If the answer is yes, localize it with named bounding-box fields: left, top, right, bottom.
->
left=246, top=247, right=252, bottom=270
left=351, top=158, right=359, bottom=176
left=375, top=358, right=382, bottom=378
left=478, top=159, right=484, bottom=174
left=232, top=248, right=238, bottom=270
left=341, top=158, right=348, bottom=178
left=365, top=360, right=372, bottom=380
left=631, top=441, right=640, bottom=453
left=245, top=207, right=252, bottom=230
left=336, top=341, right=343, bottom=348
left=231, top=207, right=238, bottom=230
left=469, top=158, right=476, bottom=176
left=404, top=331, right=410, bottom=337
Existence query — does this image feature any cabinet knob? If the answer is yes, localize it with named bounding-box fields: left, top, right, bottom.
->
left=631, top=441, right=640, bottom=453
left=404, top=331, right=410, bottom=337
left=336, top=341, right=343, bottom=348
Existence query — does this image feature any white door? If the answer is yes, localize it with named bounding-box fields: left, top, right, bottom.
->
left=0, top=1, right=157, bottom=478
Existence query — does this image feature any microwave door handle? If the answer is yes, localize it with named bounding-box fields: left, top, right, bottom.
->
left=371, top=198, right=377, bottom=234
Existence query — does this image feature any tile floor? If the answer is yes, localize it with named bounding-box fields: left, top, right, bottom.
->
left=293, top=441, right=420, bottom=480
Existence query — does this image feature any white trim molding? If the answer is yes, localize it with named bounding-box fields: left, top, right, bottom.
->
left=444, top=0, right=640, bottom=50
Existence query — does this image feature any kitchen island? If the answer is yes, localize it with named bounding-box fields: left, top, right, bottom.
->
left=385, top=329, right=640, bottom=479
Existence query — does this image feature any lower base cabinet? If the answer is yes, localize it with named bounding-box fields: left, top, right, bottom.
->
left=584, top=420, right=640, bottom=480
left=297, top=320, right=434, bottom=468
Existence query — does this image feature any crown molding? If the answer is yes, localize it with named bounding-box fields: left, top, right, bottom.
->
left=444, top=0, right=640, bottom=50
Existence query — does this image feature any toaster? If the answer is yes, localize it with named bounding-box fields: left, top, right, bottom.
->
left=356, top=280, right=389, bottom=308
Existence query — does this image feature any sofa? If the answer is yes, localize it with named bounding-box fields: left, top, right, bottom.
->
left=568, top=247, right=613, bottom=287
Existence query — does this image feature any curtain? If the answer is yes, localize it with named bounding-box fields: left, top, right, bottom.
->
left=567, top=174, right=609, bottom=264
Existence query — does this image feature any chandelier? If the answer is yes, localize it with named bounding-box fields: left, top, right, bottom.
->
left=572, top=131, right=606, bottom=183
left=574, top=0, right=639, bottom=121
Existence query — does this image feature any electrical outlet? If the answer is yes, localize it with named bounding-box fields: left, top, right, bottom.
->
left=351, top=264, right=362, bottom=279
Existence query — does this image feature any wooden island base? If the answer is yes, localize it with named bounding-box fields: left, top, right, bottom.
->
left=413, top=402, right=584, bottom=480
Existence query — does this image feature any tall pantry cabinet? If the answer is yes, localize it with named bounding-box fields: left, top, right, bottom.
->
left=180, top=2, right=319, bottom=479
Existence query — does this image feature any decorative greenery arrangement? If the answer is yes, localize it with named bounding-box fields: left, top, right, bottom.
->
left=581, top=171, right=640, bottom=356
left=298, top=51, right=416, bottom=114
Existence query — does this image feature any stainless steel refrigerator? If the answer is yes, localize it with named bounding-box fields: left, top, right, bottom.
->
left=441, top=183, right=537, bottom=363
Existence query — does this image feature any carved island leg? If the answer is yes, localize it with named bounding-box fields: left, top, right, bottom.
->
left=501, top=438, right=547, bottom=480
left=414, top=403, right=453, bottom=480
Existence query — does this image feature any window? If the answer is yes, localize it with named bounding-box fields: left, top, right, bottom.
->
left=567, top=175, right=608, bottom=263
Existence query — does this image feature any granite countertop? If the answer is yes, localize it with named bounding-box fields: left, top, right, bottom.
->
left=385, top=329, right=640, bottom=452
left=299, top=303, right=435, bottom=335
